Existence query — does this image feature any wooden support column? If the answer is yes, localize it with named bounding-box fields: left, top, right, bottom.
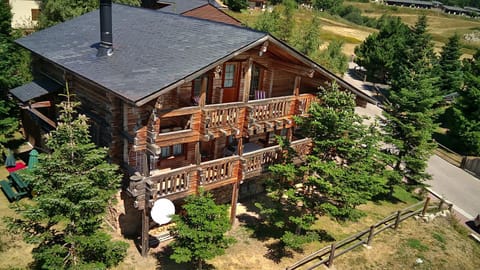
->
left=268, top=69, right=274, bottom=98
left=230, top=181, right=239, bottom=224
left=230, top=137, right=244, bottom=225
left=199, top=76, right=207, bottom=108
left=293, top=76, right=301, bottom=96
left=141, top=153, right=151, bottom=257
left=243, top=58, right=253, bottom=103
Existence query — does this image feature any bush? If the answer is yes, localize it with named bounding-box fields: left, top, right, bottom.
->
left=226, top=0, right=248, bottom=12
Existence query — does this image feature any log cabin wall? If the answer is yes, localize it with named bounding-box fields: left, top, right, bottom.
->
left=155, top=141, right=196, bottom=170
left=271, top=69, right=296, bottom=97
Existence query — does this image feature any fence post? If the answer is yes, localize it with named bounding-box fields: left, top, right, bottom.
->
left=422, top=197, right=431, bottom=216
left=328, top=243, right=336, bottom=268
left=438, top=199, right=444, bottom=210
left=367, top=225, right=375, bottom=246
left=394, top=210, right=402, bottom=230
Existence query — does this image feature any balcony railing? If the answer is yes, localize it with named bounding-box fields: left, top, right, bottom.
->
left=297, top=94, right=317, bottom=115
left=203, top=102, right=243, bottom=129
left=247, top=96, right=295, bottom=122
left=149, top=165, right=197, bottom=198
left=199, top=156, right=240, bottom=186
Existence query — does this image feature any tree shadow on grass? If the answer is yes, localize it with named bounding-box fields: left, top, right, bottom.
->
left=154, top=246, right=216, bottom=270
left=264, top=240, right=293, bottom=263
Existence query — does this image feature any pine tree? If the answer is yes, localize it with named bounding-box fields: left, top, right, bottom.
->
left=276, top=0, right=296, bottom=42
left=170, top=190, right=234, bottom=270
left=438, top=33, right=463, bottom=95
left=354, top=16, right=409, bottom=82
left=383, top=15, right=442, bottom=183
left=0, top=1, right=31, bottom=160
left=296, top=83, right=390, bottom=220
left=253, top=8, right=280, bottom=34
left=447, top=54, right=480, bottom=155
left=8, top=91, right=128, bottom=269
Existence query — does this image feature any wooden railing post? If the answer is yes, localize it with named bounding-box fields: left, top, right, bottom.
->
left=327, top=243, right=336, bottom=268
left=366, top=225, right=375, bottom=246
left=438, top=199, right=444, bottom=211
left=394, top=210, right=402, bottom=230
left=422, top=197, right=431, bottom=216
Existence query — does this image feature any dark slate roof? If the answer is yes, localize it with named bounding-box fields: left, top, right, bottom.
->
left=10, top=78, right=62, bottom=103
left=442, top=5, right=467, bottom=12
left=157, top=0, right=209, bottom=14
left=16, top=4, right=266, bottom=104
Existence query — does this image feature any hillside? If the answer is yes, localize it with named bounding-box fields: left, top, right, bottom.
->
left=228, top=1, right=480, bottom=57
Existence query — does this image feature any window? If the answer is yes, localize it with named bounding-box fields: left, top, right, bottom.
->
left=161, top=144, right=184, bottom=159
left=249, top=64, right=264, bottom=99
left=223, top=63, right=236, bottom=88
left=173, top=144, right=183, bottom=156
left=31, top=9, right=41, bottom=21
left=160, top=146, right=170, bottom=158
left=191, top=75, right=210, bottom=104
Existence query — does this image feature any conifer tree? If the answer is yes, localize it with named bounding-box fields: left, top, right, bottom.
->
left=297, top=83, right=390, bottom=219
left=383, top=16, right=442, bottom=183
left=438, top=33, right=463, bottom=95
left=0, top=1, right=31, bottom=160
left=170, top=190, right=234, bottom=270
left=447, top=53, right=480, bottom=155
left=8, top=91, right=128, bottom=269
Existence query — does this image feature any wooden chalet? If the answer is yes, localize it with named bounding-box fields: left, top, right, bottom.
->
left=10, top=1, right=375, bottom=254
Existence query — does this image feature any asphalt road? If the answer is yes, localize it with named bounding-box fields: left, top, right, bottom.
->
left=426, top=155, right=480, bottom=220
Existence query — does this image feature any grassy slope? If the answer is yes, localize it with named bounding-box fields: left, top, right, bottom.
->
left=228, top=2, right=480, bottom=57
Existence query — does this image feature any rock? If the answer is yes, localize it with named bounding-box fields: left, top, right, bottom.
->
left=416, top=258, right=424, bottom=264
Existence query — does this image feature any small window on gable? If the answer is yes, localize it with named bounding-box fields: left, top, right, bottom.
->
left=31, top=9, right=40, bottom=21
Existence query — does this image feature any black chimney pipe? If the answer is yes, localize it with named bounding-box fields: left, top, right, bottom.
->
left=97, top=0, right=113, bottom=57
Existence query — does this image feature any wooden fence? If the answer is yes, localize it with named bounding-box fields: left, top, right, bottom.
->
left=434, top=142, right=463, bottom=167
left=286, top=197, right=452, bottom=270
left=461, top=156, right=480, bottom=177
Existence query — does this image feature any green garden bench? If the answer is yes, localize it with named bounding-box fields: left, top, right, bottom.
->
left=0, top=180, right=26, bottom=202
left=9, top=172, right=29, bottom=193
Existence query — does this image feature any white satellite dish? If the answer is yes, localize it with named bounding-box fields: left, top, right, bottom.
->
left=151, top=198, right=175, bottom=225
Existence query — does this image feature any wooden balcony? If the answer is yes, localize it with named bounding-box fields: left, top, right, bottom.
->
left=129, top=138, right=312, bottom=209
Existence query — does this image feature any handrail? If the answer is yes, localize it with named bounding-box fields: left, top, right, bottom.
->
left=247, top=95, right=295, bottom=105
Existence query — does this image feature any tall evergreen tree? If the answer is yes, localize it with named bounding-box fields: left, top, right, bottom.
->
left=8, top=92, right=128, bottom=269
left=253, top=7, right=280, bottom=34
left=0, top=1, right=31, bottom=160
left=170, top=190, right=234, bottom=270
left=383, top=16, right=442, bottom=183
left=297, top=83, right=390, bottom=219
left=354, top=16, right=409, bottom=82
left=447, top=53, right=480, bottom=155
left=438, top=33, right=463, bottom=95
left=276, top=0, right=296, bottom=42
